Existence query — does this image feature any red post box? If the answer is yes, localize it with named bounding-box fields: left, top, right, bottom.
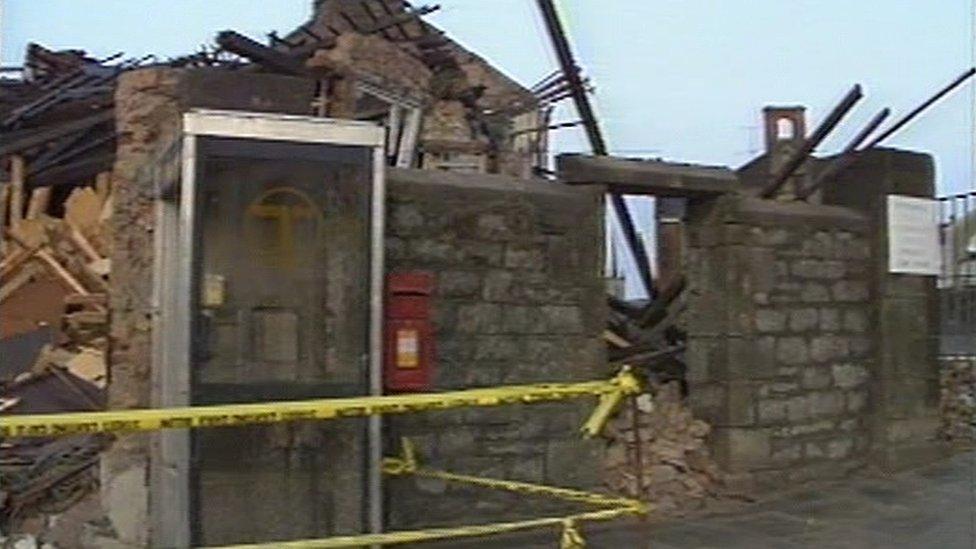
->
left=384, top=271, right=435, bottom=392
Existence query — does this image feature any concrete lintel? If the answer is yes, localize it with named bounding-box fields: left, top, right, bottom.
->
left=556, top=153, right=737, bottom=197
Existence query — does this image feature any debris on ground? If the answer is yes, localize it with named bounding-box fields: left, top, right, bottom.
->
left=1, top=139, right=112, bottom=534
left=603, top=381, right=723, bottom=513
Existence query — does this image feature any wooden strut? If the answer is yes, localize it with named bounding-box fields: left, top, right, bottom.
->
left=535, top=0, right=656, bottom=300
left=10, top=155, right=25, bottom=225
left=796, top=107, right=890, bottom=200
left=800, top=67, right=975, bottom=196
left=759, top=84, right=863, bottom=199
left=862, top=67, right=976, bottom=151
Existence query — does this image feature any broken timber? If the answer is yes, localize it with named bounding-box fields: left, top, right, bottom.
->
left=216, top=30, right=312, bottom=76
left=535, top=0, right=656, bottom=299
left=797, top=107, right=890, bottom=200
left=759, top=84, right=863, bottom=199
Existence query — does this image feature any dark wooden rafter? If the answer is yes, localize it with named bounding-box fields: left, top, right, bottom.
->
left=216, top=30, right=311, bottom=76
left=361, top=1, right=400, bottom=41
left=376, top=0, right=413, bottom=40
left=530, top=70, right=562, bottom=93
left=536, top=0, right=656, bottom=299
left=759, top=84, right=863, bottom=199
left=862, top=67, right=975, bottom=151
left=510, top=120, right=583, bottom=137
left=360, top=4, right=440, bottom=36
left=799, top=67, right=974, bottom=196
left=0, top=110, right=113, bottom=157
left=796, top=107, right=890, bottom=200
left=639, top=276, right=685, bottom=328
left=28, top=151, right=114, bottom=188
left=30, top=131, right=114, bottom=176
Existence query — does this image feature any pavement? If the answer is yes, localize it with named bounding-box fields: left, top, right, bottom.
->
left=440, top=450, right=976, bottom=548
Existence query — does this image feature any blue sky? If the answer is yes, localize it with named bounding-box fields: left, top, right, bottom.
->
left=2, top=0, right=974, bottom=295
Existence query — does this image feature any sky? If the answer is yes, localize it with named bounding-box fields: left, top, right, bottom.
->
left=2, top=0, right=974, bottom=296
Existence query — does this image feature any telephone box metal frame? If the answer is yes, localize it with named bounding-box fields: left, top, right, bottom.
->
left=151, top=110, right=386, bottom=547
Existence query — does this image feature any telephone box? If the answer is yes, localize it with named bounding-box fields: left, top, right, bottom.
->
left=151, top=110, right=386, bottom=547
left=384, top=271, right=435, bottom=392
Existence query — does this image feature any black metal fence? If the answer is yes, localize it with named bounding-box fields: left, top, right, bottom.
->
left=938, top=191, right=976, bottom=357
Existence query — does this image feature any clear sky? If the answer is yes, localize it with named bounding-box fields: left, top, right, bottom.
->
left=3, top=0, right=974, bottom=295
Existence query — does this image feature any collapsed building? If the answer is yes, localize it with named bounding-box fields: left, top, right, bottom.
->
left=0, top=1, right=969, bottom=548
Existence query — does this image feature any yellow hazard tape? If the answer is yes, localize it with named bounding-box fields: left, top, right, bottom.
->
left=212, top=438, right=648, bottom=549
left=212, top=507, right=635, bottom=549
left=382, top=438, right=647, bottom=512
left=0, top=367, right=640, bottom=438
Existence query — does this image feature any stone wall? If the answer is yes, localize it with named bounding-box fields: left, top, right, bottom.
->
left=820, top=148, right=943, bottom=469
left=383, top=168, right=607, bottom=528
left=685, top=195, right=874, bottom=487
left=107, top=68, right=319, bottom=546
left=106, top=67, right=606, bottom=541
left=939, top=357, right=976, bottom=441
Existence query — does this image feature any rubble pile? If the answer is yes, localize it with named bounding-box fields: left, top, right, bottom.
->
left=603, top=381, right=722, bottom=513
left=1, top=175, right=113, bottom=531
left=939, top=357, right=976, bottom=441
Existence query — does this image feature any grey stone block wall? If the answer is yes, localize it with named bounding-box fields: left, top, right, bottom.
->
left=685, top=195, right=874, bottom=487
left=383, top=168, right=606, bottom=528
left=820, top=148, right=944, bottom=470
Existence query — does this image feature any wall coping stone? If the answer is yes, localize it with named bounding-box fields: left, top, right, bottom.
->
left=724, top=196, right=868, bottom=230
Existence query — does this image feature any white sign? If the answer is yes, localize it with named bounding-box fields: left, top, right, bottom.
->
left=887, top=195, right=940, bottom=275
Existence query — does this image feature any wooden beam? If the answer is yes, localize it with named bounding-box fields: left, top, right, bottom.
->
left=0, top=183, right=9, bottom=243
left=94, top=172, right=112, bottom=204
left=216, top=30, right=311, bottom=76
left=0, top=262, right=40, bottom=304
left=9, top=155, right=25, bottom=224
left=557, top=154, right=736, bottom=197
left=0, top=244, right=40, bottom=280
left=6, top=228, right=89, bottom=296
left=37, top=248, right=89, bottom=295
left=0, top=110, right=114, bottom=157
left=759, top=84, right=863, bottom=199
left=536, top=0, right=656, bottom=300
left=67, top=222, right=103, bottom=263
left=25, top=187, right=51, bottom=219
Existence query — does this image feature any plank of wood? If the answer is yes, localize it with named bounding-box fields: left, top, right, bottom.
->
left=64, top=292, right=107, bottom=307
left=87, top=258, right=110, bottom=277
left=0, top=245, right=39, bottom=280
left=36, top=248, right=89, bottom=295
left=67, top=222, right=103, bottom=263
left=25, top=187, right=51, bottom=219
left=49, top=243, right=107, bottom=293
left=64, top=187, right=101, bottom=233
left=0, top=398, right=21, bottom=412
left=65, top=347, right=106, bottom=388
left=99, top=193, right=112, bottom=223
left=9, top=155, right=25, bottom=224
left=603, top=329, right=632, bottom=349
left=95, top=172, right=112, bottom=205
left=0, top=261, right=40, bottom=303
left=64, top=310, right=108, bottom=326
left=0, top=182, right=9, bottom=232
left=9, top=217, right=52, bottom=249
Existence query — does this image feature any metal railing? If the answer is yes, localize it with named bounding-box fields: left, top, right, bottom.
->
left=938, top=191, right=976, bottom=357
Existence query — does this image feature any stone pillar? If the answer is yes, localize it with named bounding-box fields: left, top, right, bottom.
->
left=820, top=147, right=945, bottom=469
left=106, top=68, right=183, bottom=548
left=685, top=194, right=874, bottom=488
left=107, top=68, right=316, bottom=546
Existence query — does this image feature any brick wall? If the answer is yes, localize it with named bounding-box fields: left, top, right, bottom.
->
left=686, top=195, right=874, bottom=487
left=383, top=168, right=607, bottom=528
